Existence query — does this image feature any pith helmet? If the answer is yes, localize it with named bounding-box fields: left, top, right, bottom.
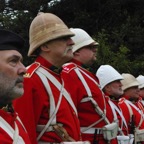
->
left=28, top=12, right=74, bottom=56
left=121, top=73, right=139, bottom=91
left=96, top=65, right=123, bottom=89
left=70, top=28, right=99, bottom=53
left=136, top=75, right=144, bottom=89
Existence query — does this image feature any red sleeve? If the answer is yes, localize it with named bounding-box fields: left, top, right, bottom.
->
left=13, top=74, right=47, bottom=144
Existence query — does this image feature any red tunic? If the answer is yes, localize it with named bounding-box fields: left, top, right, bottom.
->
left=61, top=59, right=118, bottom=144
left=13, top=56, right=81, bottom=144
left=118, top=97, right=144, bottom=133
left=135, top=97, right=144, bottom=114
left=105, top=96, right=129, bottom=135
left=0, top=109, right=31, bottom=143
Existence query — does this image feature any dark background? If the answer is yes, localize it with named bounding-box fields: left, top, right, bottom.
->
left=1, top=0, right=144, bottom=76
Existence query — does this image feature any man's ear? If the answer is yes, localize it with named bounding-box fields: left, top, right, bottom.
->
left=105, top=85, right=110, bottom=92
left=40, top=45, right=50, bottom=52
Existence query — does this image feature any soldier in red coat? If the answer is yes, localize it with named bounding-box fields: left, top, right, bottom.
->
left=0, top=30, right=31, bottom=143
left=120, top=73, right=144, bottom=143
left=61, top=28, right=118, bottom=144
left=13, top=13, right=81, bottom=144
left=96, top=65, right=133, bottom=144
left=121, top=73, right=144, bottom=116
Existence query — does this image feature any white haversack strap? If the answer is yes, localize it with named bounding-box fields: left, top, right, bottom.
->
left=78, top=68, right=99, bottom=86
left=108, top=100, right=128, bottom=129
left=137, top=101, right=144, bottom=119
left=36, top=70, right=63, bottom=141
left=36, top=70, right=56, bottom=124
left=74, top=67, right=106, bottom=115
left=37, top=67, right=77, bottom=116
left=74, top=67, right=110, bottom=127
left=0, top=116, right=25, bottom=144
left=16, top=116, right=27, bottom=132
left=141, top=100, right=144, bottom=106
left=125, top=100, right=143, bottom=129
left=74, top=68, right=92, bottom=98
left=125, top=100, right=141, bottom=114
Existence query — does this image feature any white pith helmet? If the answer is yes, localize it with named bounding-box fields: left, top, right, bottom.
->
left=121, top=73, right=139, bottom=91
left=136, top=75, right=144, bottom=89
left=28, top=12, right=74, bottom=56
left=96, top=65, right=123, bottom=89
left=70, top=28, right=99, bottom=53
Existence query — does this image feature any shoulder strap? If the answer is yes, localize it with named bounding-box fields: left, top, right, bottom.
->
left=35, top=70, right=57, bottom=124
left=125, top=100, right=143, bottom=129
left=16, top=116, right=27, bottom=132
left=36, top=69, right=63, bottom=141
left=126, top=100, right=141, bottom=114
left=141, top=100, right=144, bottom=106
left=73, top=67, right=110, bottom=126
left=108, top=99, right=127, bottom=135
left=37, top=67, right=78, bottom=116
left=121, top=99, right=133, bottom=122
left=0, top=116, right=25, bottom=144
left=137, top=101, right=144, bottom=119
left=74, top=68, right=92, bottom=98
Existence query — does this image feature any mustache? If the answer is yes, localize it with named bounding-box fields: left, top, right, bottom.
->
left=63, top=46, right=73, bottom=55
left=67, top=46, right=73, bottom=50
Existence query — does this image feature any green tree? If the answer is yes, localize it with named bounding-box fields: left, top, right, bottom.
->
left=0, top=0, right=144, bottom=75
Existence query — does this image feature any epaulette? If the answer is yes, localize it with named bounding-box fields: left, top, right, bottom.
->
left=118, top=97, right=125, bottom=103
left=62, top=62, right=77, bottom=73
left=24, top=62, right=40, bottom=78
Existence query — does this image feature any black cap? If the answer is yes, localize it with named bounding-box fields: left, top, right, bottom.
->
left=0, top=29, right=25, bottom=51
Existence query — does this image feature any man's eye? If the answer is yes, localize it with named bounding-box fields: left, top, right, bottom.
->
left=11, top=59, right=18, bottom=63
left=9, top=59, right=18, bottom=66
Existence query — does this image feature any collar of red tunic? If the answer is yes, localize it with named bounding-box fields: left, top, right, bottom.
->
left=71, top=59, right=90, bottom=70
left=35, top=56, right=61, bottom=73
left=0, top=103, right=17, bottom=119
left=105, top=92, right=120, bottom=101
left=122, top=95, right=139, bottom=103
left=0, top=108, right=18, bottom=121
left=71, top=58, right=100, bottom=83
left=0, top=103, right=14, bottom=112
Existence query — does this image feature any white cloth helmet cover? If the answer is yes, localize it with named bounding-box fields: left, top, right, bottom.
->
left=136, top=75, right=144, bottom=89
left=96, top=65, right=123, bottom=89
left=70, top=28, right=99, bottom=52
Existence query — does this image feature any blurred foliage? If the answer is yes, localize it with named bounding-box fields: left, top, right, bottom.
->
left=0, top=0, right=144, bottom=76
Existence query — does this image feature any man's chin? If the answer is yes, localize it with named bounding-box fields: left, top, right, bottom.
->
left=13, top=89, right=24, bottom=98
left=64, top=54, right=73, bottom=62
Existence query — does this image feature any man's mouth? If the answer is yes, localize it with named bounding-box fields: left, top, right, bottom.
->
left=16, top=77, right=24, bottom=84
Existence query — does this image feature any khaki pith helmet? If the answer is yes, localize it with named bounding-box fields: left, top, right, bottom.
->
left=28, top=12, right=74, bottom=56
left=121, top=73, right=139, bottom=91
